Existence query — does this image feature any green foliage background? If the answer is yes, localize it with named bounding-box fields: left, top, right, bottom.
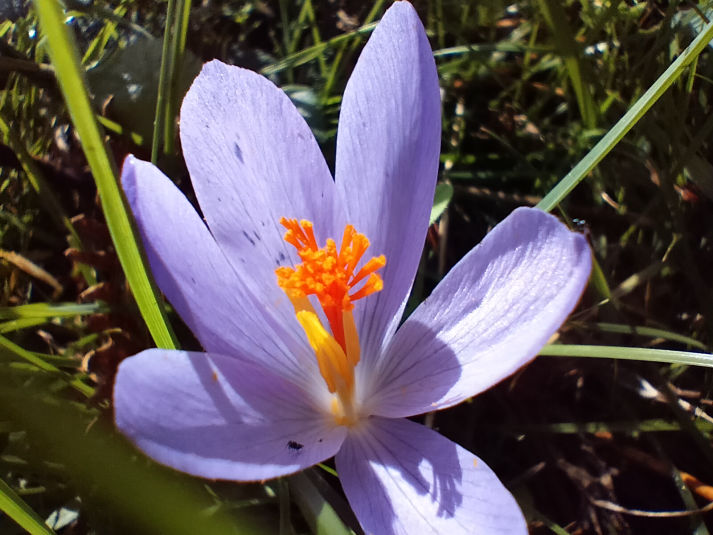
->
left=1, top=0, right=713, bottom=533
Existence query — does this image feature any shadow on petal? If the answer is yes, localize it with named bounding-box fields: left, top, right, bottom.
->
left=368, top=207, right=592, bottom=419
left=115, top=349, right=345, bottom=481
left=336, top=417, right=526, bottom=535
left=361, top=319, right=466, bottom=420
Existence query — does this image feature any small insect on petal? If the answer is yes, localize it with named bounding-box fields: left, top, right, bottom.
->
left=287, top=440, right=304, bottom=451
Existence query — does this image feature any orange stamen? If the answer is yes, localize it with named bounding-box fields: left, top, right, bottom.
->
left=276, top=218, right=384, bottom=426
left=275, top=218, right=386, bottom=348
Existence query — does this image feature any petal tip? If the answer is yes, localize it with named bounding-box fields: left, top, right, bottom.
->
left=384, top=1, right=419, bottom=19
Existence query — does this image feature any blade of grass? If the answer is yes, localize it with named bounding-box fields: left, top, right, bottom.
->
left=540, top=344, right=713, bottom=368
left=151, top=0, right=192, bottom=161
left=661, top=382, right=713, bottom=468
left=433, top=43, right=550, bottom=58
left=289, top=472, right=353, bottom=535
left=0, top=113, right=96, bottom=286
left=321, top=0, right=386, bottom=97
left=277, top=0, right=293, bottom=82
left=261, top=21, right=377, bottom=77
left=0, top=318, right=47, bottom=334
left=0, top=476, right=55, bottom=535
left=429, top=182, right=453, bottom=224
left=33, top=0, right=177, bottom=349
left=96, top=115, right=144, bottom=146
left=0, top=302, right=109, bottom=320
left=0, top=334, right=94, bottom=397
left=509, top=419, right=713, bottom=435
left=79, top=2, right=126, bottom=65
left=537, top=0, right=596, bottom=127
left=0, top=386, right=259, bottom=535
left=299, top=0, right=328, bottom=78
left=64, top=0, right=152, bottom=39
left=670, top=463, right=710, bottom=533
left=640, top=404, right=713, bottom=534
left=537, top=18, right=713, bottom=212
left=277, top=478, right=291, bottom=535
left=556, top=205, right=611, bottom=302
left=574, top=322, right=708, bottom=351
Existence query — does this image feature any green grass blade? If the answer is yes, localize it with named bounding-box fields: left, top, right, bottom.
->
left=0, top=113, right=96, bottom=286
left=433, top=43, right=550, bottom=58
left=150, top=0, right=177, bottom=162
left=321, top=0, right=385, bottom=97
left=261, top=22, right=377, bottom=77
left=0, top=318, right=47, bottom=334
left=289, top=472, right=353, bottom=535
left=537, top=0, right=596, bottom=127
left=166, top=0, right=192, bottom=152
left=33, top=0, right=177, bottom=349
left=514, top=419, right=713, bottom=435
left=430, top=182, right=453, bottom=224
left=151, top=0, right=192, bottom=162
left=537, top=18, right=713, bottom=212
left=575, top=322, right=708, bottom=351
left=0, top=476, right=55, bottom=535
left=557, top=205, right=611, bottom=301
left=540, top=344, right=713, bottom=367
left=0, top=334, right=94, bottom=397
left=278, top=478, right=291, bottom=535
left=96, top=115, right=144, bottom=146
left=0, top=387, right=260, bottom=535
left=0, top=302, right=109, bottom=320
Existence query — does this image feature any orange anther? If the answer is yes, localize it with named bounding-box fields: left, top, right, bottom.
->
left=276, top=219, right=385, bottom=349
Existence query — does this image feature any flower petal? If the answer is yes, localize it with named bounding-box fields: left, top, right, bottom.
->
left=336, top=417, right=526, bottom=535
left=370, top=207, right=591, bottom=417
left=180, top=60, right=343, bottom=335
left=115, top=349, right=347, bottom=481
left=122, top=156, right=318, bottom=386
left=335, top=2, right=441, bottom=362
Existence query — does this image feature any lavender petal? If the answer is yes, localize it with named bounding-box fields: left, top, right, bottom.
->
left=114, top=349, right=347, bottom=481
left=336, top=417, right=527, bottom=535
left=180, top=60, right=344, bottom=338
left=122, top=156, right=321, bottom=386
left=335, top=2, right=441, bottom=363
left=370, top=207, right=591, bottom=417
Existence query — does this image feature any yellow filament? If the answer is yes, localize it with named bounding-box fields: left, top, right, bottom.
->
left=288, top=295, right=317, bottom=316
left=330, top=397, right=351, bottom=426
left=295, top=310, right=353, bottom=395
left=276, top=219, right=386, bottom=427
left=342, top=310, right=360, bottom=368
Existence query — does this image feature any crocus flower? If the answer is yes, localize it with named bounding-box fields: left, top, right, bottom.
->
left=114, top=2, right=592, bottom=533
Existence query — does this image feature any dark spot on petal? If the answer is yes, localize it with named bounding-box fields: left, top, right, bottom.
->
left=190, top=276, right=196, bottom=284
left=318, top=438, right=323, bottom=443
left=287, top=440, right=303, bottom=451
left=253, top=230, right=260, bottom=242
left=233, top=142, right=244, bottom=162
left=242, top=230, right=256, bottom=246
left=211, top=371, right=218, bottom=382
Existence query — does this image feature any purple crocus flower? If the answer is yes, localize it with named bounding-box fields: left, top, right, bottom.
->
left=114, top=2, right=591, bottom=533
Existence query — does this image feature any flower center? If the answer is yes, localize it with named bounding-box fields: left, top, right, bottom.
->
left=275, top=218, right=385, bottom=425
